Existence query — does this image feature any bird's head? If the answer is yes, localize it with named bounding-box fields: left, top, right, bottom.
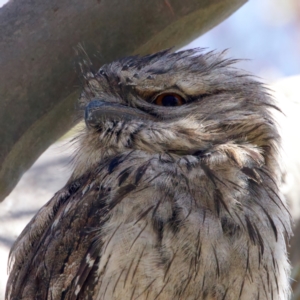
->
left=75, top=49, right=279, bottom=176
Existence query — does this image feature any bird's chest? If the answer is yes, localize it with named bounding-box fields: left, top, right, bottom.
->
left=95, top=198, right=223, bottom=300
left=89, top=156, right=283, bottom=300
left=92, top=160, right=220, bottom=299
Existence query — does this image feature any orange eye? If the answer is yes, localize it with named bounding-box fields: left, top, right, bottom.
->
left=153, top=93, right=186, bottom=107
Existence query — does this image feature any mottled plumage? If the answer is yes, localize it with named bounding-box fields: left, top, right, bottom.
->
left=6, top=49, right=291, bottom=300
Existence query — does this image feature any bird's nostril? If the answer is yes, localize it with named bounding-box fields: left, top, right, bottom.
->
left=86, top=99, right=107, bottom=110
left=85, top=100, right=107, bottom=128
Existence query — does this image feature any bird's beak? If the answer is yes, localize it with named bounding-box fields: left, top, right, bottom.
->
left=85, top=99, right=155, bottom=128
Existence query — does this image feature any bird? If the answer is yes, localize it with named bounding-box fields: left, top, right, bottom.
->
left=6, top=49, right=292, bottom=300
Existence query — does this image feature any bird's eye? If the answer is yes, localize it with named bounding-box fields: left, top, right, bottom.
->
left=153, top=93, right=186, bottom=106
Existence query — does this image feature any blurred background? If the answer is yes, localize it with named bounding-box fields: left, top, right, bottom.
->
left=1, top=0, right=300, bottom=298
left=183, top=0, right=300, bottom=81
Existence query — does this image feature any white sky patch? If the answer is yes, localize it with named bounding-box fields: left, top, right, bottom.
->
left=0, top=0, right=9, bottom=8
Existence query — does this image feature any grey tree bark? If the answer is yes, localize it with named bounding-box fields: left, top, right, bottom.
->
left=0, top=0, right=246, bottom=202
